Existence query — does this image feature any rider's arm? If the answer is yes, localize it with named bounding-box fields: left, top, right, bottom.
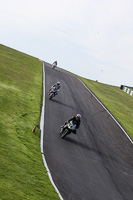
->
left=57, top=86, right=60, bottom=91
left=51, top=84, right=56, bottom=88
left=76, top=121, right=80, bottom=129
left=68, top=116, right=75, bottom=123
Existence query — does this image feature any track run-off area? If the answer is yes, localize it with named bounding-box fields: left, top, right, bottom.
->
left=40, top=62, right=133, bottom=200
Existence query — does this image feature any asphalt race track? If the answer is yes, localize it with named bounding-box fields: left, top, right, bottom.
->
left=43, top=62, right=133, bottom=200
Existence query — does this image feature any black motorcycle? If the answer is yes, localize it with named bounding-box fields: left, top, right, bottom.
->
left=60, top=121, right=76, bottom=138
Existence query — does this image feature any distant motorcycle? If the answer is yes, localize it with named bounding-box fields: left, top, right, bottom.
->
left=60, top=121, right=76, bottom=138
left=49, top=88, right=58, bottom=100
left=52, top=63, right=57, bottom=69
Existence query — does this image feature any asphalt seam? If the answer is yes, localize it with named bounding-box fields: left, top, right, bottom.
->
left=40, top=62, right=64, bottom=200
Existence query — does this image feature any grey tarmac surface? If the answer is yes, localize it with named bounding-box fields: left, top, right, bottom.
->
left=43, top=62, right=133, bottom=200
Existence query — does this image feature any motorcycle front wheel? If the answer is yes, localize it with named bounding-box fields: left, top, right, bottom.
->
left=49, top=93, right=54, bottom=100
left=60, top=128, right=69, bottom=138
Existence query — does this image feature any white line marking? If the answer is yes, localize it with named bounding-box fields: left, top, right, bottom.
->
left=77, top=77, right=133, bottom=144
left=40, top=62, right=64, bottom=200
left=40, top=63, right=45, bottom=153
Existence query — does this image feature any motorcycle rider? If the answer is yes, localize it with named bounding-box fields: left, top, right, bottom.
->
left=52, top=61, right=57, bottom=69
left=61, top=114, right=81, bottom=134
left=49, top=81, right=60, bottom=95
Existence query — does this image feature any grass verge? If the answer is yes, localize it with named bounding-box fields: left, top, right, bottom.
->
left=0, top=44, right=59, bottom=200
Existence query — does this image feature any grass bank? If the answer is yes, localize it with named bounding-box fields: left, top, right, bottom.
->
left=77, top=76, right=133, bottom=140
left=0, top=44, right=59, bottom=200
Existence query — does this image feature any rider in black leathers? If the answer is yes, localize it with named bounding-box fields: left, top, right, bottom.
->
left=61, top=114, right=81, bottom=134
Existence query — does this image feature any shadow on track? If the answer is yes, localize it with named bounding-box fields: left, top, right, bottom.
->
left=64, top=137, right=101, bottom=154
left=51, top=99, right=76, bottom=110
left=64, top=137, right=117, bottom=161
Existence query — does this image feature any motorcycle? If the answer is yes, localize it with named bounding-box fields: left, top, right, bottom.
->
left=52, top=63, right=57, bottom=69
left=49, top=88, right=58, bottom=100
left=60, top=121, right=76, bottom=138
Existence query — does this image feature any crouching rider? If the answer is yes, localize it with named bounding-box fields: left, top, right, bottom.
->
left=49, top=81, right=61, bottom=95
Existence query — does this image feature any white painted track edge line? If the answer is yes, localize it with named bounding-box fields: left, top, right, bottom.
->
left=40, top=63, right=45, bottom=153
left=76, top=77, right=133, bottom=144
left=40, top=62, right=64, bottom=200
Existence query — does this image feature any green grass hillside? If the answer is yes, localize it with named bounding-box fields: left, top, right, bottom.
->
left=0, top=44, right=59, bottom=200
left=77, top=76, right=133, bottom=140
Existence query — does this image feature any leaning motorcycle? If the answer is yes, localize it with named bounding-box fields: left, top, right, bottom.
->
left=52, top=63, right=57, bottom=69
left=49, top=88, right=58, bottom=100
left=60, top=121, right=76, bottom=138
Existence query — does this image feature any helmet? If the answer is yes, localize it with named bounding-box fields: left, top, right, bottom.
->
left=76, top=114, right=81, bottom=121
left=57, top=81, right=60, bottom=86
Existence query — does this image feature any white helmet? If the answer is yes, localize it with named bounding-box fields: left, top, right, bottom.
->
left=76, top=114, right=81, bottom=121
left=57, top=81, right=60, bottom=86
